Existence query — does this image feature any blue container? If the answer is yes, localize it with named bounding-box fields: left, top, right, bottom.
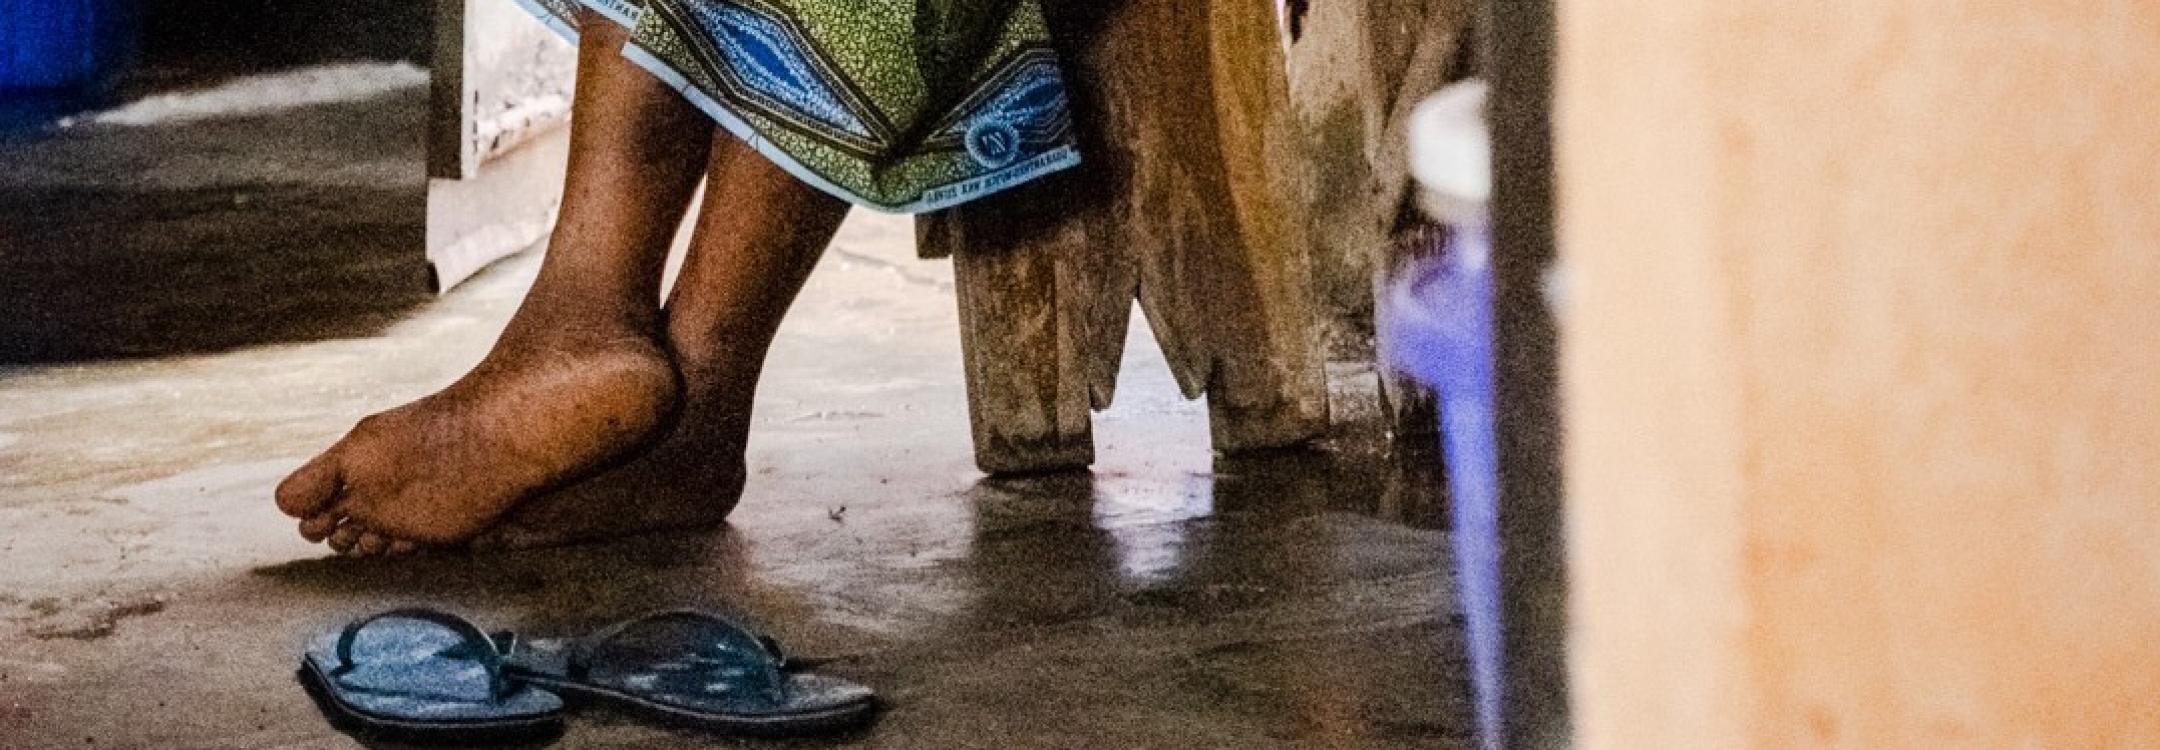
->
left=0, top=0, right=136, bottom=92
left=1380, top=224, right=1502, bottom=750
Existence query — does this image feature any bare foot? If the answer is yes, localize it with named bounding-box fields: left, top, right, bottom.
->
left=322, top=131, right=848, bottom=555
left=275, top=310, right=680, bottom=549
left=318, top=336, right=757, bottom=555
left=467, top=405, right=748, bottom=550
left=465, top=318, right=765, bottom=550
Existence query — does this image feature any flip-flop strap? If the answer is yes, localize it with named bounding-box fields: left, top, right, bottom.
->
left=565, top=609, right=786, bottom=701
left=331, top=607, right=511, bottom=702
left=748, top=636, right=842, bottom=672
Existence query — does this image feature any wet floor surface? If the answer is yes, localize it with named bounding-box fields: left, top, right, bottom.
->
left=0, top=70, right=1465, bottom=748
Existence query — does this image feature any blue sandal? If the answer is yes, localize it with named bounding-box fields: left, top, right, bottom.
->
left=503, top=610, right=877, bottom=737
left=297, top=608, right=566, bottom=744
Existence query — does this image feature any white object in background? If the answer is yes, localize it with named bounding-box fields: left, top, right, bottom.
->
left=1396, top=76, right=1506, bottom=750
left=1407, top=79, right=1492, bottom=227
left=1407, top=78, right=1575, bottom=317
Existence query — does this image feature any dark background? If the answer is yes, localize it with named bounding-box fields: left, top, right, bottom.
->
left=2, top=0, right=429, bottom=129
left=137, top=0, right=431, bottom=78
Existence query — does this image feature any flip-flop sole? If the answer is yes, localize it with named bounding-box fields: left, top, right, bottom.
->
left=297, top=659, right=566, bottom=745
left=518, top=674, right=878, bottom=738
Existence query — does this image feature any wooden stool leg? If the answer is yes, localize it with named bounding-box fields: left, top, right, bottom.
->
left=1206, top=0, right=1330, bottom=451
left=921, top=176, right=1135, bottom=475
left=1107, top=0, right=1329, bottom=454
left=926, top=0, right=1332, bottom=471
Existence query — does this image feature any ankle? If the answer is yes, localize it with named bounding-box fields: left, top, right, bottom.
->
left=509, top=287, right=663, bottom=333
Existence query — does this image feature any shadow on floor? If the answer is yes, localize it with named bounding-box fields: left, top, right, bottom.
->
left=0, top=180, right=431, bottom=365
left=0, top=61, right=434, bottom=366
left=0, top=0, right=437, bottom=365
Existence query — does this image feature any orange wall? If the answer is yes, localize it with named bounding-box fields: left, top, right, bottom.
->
left=1559, top=2, right=2160, bottom=747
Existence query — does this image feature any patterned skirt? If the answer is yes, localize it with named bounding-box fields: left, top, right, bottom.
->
left=514, top=0, right=1080, bottom=213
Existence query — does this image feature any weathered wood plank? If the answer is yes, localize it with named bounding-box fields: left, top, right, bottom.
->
left=1285, top=0, right=1476, bottom=351
left=1019, top=0, right=1330, bottom=453
left=920, top=4, right=1139, bottom=474
left=428, top=0, right=576, bottom=181
left=927, top=0, right=1473, bottom=472
left=425, top=0, right=578, bottom=290
left=925, top=0, right=1330, bottom=471
left=928, top=170, right=1135, bottom=474
left=1190, top=0, right=1331, bottom=450
left=1288, top=0, right=1474, bottom=442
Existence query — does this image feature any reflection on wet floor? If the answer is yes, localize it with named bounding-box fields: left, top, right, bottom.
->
left=202, top=435, right=1469, bottom=747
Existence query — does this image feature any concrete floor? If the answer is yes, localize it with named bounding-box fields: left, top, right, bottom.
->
left=0, top=67, right=1465, bottom=748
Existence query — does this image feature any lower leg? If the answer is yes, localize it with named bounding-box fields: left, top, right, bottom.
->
left=511, top=11, right=713, bottom=331
left=663, top=137, right=855, bottom=451
left=275, top=11, right=714, bottom=552
left=472, top=134, right=852, bottom=550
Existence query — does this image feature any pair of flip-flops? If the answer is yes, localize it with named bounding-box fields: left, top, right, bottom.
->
left=298, top=608, right=877, bottom=744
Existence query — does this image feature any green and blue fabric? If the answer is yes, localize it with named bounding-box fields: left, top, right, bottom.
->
left=511, top=0, right=1080, bottom=213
